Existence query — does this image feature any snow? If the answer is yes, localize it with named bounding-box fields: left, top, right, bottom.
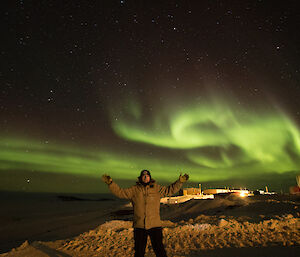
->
left=1, top=193, right=299, bottom=257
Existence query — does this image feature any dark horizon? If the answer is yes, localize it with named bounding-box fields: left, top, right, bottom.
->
left=1, top=169, right=298, bottom=194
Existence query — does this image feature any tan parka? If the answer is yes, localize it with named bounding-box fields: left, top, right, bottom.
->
left=109, top=179, right=183, bottom=229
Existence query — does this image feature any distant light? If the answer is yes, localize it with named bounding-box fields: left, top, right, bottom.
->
left=239, top=192, right=247, bottom=197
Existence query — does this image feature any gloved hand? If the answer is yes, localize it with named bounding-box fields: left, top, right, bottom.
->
left=102, top=174, right=112, bottom=185
left=179, top=173, right=189, bottom=183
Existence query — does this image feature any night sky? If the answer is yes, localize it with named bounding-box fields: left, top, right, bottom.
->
left=1, top=1, right=300, bottom=193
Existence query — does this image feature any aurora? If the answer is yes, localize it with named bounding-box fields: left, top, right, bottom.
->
left=1, top=95, right=300, bottom=193
left=111, top=96, right=300, bottom=174
left=0, top=136, right=195, bottom=181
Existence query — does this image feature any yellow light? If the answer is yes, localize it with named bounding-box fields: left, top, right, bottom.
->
left=240, top=192, right=247, bottom=197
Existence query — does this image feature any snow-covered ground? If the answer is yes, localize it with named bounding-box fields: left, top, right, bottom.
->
left=1, top=193, right=299, bottom=256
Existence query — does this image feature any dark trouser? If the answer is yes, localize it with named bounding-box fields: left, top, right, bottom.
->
left=134, top=227, right=167, bottom=257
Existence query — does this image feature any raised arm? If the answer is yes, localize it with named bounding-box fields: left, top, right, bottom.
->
left=158, top=173, right=189, bottom=197
left=102, top=174, right=134, bottom=200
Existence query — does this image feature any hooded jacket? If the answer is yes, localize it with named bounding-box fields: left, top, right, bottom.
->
left=108, top=179, right=183, bottom=229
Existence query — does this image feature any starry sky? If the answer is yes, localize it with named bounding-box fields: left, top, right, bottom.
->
left=1, top=1, right=300, bottom=193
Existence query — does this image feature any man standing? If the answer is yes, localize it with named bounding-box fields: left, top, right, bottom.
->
left=102, top=170, right=189, bottom=257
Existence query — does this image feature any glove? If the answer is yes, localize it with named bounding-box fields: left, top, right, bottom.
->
left=102, top=174, right=112, bottom=185
left=179, top=173, right=189, bottom=183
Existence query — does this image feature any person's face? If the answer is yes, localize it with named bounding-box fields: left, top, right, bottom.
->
left=142, top=173, right=150, bottom=183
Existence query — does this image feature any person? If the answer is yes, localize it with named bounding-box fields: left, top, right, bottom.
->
left=102, top=170, right=189, bottom=257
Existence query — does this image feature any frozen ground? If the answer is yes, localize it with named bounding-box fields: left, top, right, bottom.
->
left=0, top=192, right=299, bottom=256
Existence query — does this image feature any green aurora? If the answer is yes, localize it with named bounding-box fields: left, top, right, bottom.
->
left=1, top=97, right=300, bottom=193
left=111, top=97, right=300, bottom=175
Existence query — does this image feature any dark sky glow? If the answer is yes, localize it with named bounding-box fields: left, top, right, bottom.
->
left=1, top=1, right=300, bottom=193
